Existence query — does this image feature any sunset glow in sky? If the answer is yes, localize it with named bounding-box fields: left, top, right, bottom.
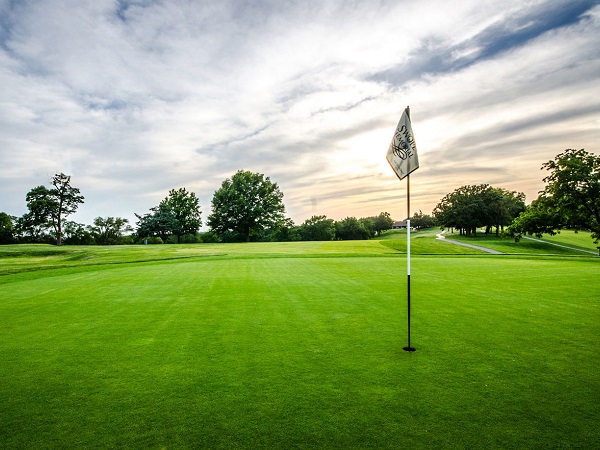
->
left=1, top=0, right=599, bottom=227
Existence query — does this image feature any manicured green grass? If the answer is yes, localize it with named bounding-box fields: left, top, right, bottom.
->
left=527, top=229, right=599, bottom=252
left=377, top=229, right=483, bottom=255
left=0, top=236, right=477, bottom=278
left=444, top=229, right=598, bottom=256
left=0, top=242, right=598, bottom=448
left=0, top=241, right=390, bottom=277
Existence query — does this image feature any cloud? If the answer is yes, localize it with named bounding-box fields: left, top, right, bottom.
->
left=0, top=0, right=599, bottom=228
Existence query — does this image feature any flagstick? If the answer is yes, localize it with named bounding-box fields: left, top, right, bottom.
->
left=403, top=109, right=416, bottom=352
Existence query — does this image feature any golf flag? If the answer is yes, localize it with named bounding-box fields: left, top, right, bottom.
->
left=386, top=108, right=419, bottom=180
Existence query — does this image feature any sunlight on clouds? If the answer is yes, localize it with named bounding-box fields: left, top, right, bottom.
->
left=334, top=128, right=393, bottom=176
left=0, top=0, right=598, bottom=225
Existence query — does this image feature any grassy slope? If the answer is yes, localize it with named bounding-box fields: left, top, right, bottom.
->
left=1, top=228, right=593, bottom=278
left=0, top=237, right=480, bottom=278
left=525, top=229, right=599, bottom=252
left=0, top=241, right=388, bottom=277
left=376, top=228, right=600, bottom=256
left=0, top=242, right=598, bottom=449
left=411, top=228, right=598, bottom=255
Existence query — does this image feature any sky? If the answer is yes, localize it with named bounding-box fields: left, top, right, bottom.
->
left=1, top=0, right=599, bottom=229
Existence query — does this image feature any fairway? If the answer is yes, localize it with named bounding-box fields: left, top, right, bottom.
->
left=1, top=242, right=598, bottom=449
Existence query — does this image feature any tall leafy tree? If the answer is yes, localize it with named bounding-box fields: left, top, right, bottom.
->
left=351, top=212, right=395, bottom=238
left=0, top=212, right=16, bottom=244
left=135, top=203, right=177, bottom=243
left=161, top=188, right=202, bottom=243
left=89, top=217, right=133, bottom=245
left=62, top=221, right=95, bottom=245
left=335, top=217, right=370, bottom=240
left=372, top=212, right=394, bottom=235
left=261, top=217, right=300, bottom=242
left=135, top=187, right=202, bottom=243
left=24, top=185, right=54, bottom=240
left=208, top=170, right=286, bottom=242
left=298, top=215, right=336, bottom=241
left=359, top=216, right=376, bottom=237
left=433, top=184, right=490, bottom=236
left=508, top=149, right=600, bottom=252
left=24, top=173, right=84, bottom=245
left=50, top=173, right=85, bottom=246
left=485, top=188, right=526, bottom=236
left=506, top=198, right=559, bottom=238
left=434, top=184, right=524, bottom=237
left=16, top=212, right=50, bottom=243
left=409, top=210, right=437, bottom=230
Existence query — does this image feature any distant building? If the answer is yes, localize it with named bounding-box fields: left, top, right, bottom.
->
left=392, top=220, right=407, bottom=229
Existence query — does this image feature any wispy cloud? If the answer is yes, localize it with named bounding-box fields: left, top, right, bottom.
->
left=0, top=0, right=598, bottom=226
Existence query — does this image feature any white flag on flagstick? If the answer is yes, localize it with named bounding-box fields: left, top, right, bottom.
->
left=386, top=108, right=419, bottom=180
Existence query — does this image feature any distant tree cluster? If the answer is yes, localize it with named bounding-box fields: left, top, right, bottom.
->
left=3, top=173, right=134, bottom=246
left=249, top=212, right=395, bottom=243
left=409, top=211, right=437, bottom=230
left=135, top=188, right=202, bottom=244
left=205, top=171, right=396, bottom=242
left=0, top=212, right=16, bottom=244
left=6, top=173, right=85, bottom=245
left=507, top=148, right=599, bottom=252
left=5, top=149, right=595, bottom=249
left=433, top=184, right=526, bottom=236
left=207, top=170, right=285, bottom=242
left=333, top=213, right=394, bottom=240
left=3, top=170, right=394, bottom=246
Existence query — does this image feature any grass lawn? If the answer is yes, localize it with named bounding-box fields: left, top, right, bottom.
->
left=0, top=241, right=598, bottom=449
left=437, top=228, right=599, bottom=256
left=524, top=229, right=599, bottom=253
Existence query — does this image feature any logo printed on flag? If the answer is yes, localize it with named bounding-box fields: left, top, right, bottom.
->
left=386, top=109, right=419, bottom=180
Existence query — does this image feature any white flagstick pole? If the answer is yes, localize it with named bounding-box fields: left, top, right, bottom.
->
left=403, top=107, right=416, bottom=352
left=385, top=104, right=419, bottom=352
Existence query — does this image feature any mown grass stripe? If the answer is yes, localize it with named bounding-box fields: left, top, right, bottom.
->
left=0, top=243, right=598, bottom=448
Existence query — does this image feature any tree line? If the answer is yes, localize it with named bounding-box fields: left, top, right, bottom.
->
left=431, top=148, right=598, bottom=252
left=1, top=149, right=598, bottom=251
left=433, top=185, right=526, bottom=237
left=0, top=170, right=398, bottom=245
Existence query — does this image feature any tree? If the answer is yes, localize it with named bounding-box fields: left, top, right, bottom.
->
left=0, top=212, right=16, bottom=244
left=48, top=173, right=85, bottom=246
left=409, top=210, right=437, bottom=230
left=481, top=187, right=526, bottom=236
left=335, top=217, right=370, bottom=240
left=433, top=184, right=491, bottom=236
left=506, top=198, right=559, bottom=239
left=15, top=212, right=49, bottom=243
left=135, top=187, right=202, bottom=243
left=298, top=215, right=336, bottom=241
left=23, top=185, right=55, bottom=241
left=261, top=217, right=301, bottom=242
left=352, top=212, right=394, bottom=238
left=23, top=173, right=84, bottom=245
left=135, top=203, right=177, bottom=243
left=372, top=212, right=394, bottom=235
left=359, top=216, right=376, bottom=237
left=207, top=170, right=286, bottom=242
left=62, top=221, right=95, bottom=245
left=161, top=188, right=202, bottom=243
left=433, top=184, right=524, bottom=237
left=508, top=149, right=600, bottom=252
left=89, top=217, right=133, bottom=245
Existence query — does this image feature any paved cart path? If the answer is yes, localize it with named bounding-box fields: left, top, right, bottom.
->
left=521, top=235, right=598, bottom=255
left=436, top=231, right=504, bottom=254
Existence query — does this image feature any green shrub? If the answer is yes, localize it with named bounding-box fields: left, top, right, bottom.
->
left=180, top=234, right=200, bottom=243
left=200, top=231, right=220, bottom=243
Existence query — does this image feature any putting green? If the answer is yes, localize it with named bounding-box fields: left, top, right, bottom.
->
left=0, top=244, right=598, bottom=448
